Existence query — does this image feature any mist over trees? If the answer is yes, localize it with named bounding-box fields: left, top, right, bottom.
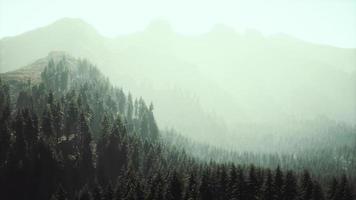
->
left=1, top=18, right=355, bottom=150
left=0, top=11, right=355, bottom=200
left=0, top=54, right=355, bottom=200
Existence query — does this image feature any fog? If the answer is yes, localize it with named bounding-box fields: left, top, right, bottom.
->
left=1, top=0, right=356, bottom=152
left=1, top=18, right=355, bottom=152
left=1, top=0, right=356, bottom=47
left=2, top=1, right=356, bottom=199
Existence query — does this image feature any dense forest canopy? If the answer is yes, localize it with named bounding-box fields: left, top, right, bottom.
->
left=0, top=53, right=355, bottom=200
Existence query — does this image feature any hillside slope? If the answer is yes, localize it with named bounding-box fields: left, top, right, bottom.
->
left=1, top=18, right=355, bottom=148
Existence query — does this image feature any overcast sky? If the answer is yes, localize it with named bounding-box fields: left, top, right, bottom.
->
left=0, top=0, right=355, bottom=48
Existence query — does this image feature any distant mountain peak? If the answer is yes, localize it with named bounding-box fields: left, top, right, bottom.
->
left=51, top=17, right=94, bottom=29
left=145, top=19, right=174, bottom=35
left=40, top=17, right=100, bottom=38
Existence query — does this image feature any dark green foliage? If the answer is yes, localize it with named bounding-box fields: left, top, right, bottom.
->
left=282, top=171, right=298, bottom=200
left=312, top=181, right=325, bottom=200
left=0, top=58, right=354, bottom=200
left=0, top=79, right=11, bottom=163
left=262, top=169, right=274, bottom=200
left=199, top=172, right=213, bottom=200
left=166, top=171, right=183, bottom=200
left=185, top=173, right=198, bottom=200
left=274, top=166, right=284, bottom=200
left=300, top=170, right=314, bottom=200
left=246, top=165, right=259, bottom=200
left=50, top=185, right=68, bottom=200
left=335, top=175, right=354, bottom=200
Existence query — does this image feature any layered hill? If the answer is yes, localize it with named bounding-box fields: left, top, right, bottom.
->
left=1, top=18, right=355, bottom=149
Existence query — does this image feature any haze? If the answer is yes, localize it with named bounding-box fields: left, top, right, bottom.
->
left=0, top=0, right=356, bottom=152
left=1, top=0, right=356, bottom=48
left=1, top=1, right=356, bottom=199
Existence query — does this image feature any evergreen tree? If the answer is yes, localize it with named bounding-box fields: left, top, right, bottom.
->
left=0, top=111, right=11, bottom=164
left=78, top=113, right=94, bottom=184
left=300, top=170, right=313, bottom=200
left=23, top=109, right=39, bottom=150
left=228, top=165, right=237, bottom=199
left=274, top=166, right=284, bottom=200
left=65, top=99, right=79, bottom=137
left=312, top=181, right=325, bottom=200
left=42, top=105, right=54, bottom=139
left=53, top=102, right=64, bottom=140
left=262, top=169, right=274, bottom=200
left=199, top=171, right=213, bottom=200
left=335, top=175, right=354, bottom=200
left=92, top=184, right=103, bottom=200
left=126, top=93, right=133, bottom=125
left=147, top=103, right=159, bottom=141
left=78, top=186, right=91, bottom=200
left=0, top=78, right=11, bottom=164
left=246, top=165, right=259, bottom=200
left=166, top=171, right=183, bottom=200
left=13, top=111, right=26, bottom=163
left=103, top=184, right=114, bottom=200
left=282, top=170, right=298, bottom=200
left=327, top=178, right=338, bottom=200
left=217, top=165, right=228, bottom=200
left=50, top=185, right=68, bottom=200
left=185, top=173, right=198, bottom=200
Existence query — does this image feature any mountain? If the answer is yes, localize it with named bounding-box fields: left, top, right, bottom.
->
left=2, top=53, right=354, bottom=200
left=1, top=51, right=75, bottom=83
left=1, top=18, right=355, bottom=149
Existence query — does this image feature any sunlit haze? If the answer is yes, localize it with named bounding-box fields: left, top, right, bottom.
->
left=1, top=0, right=356, bottom=47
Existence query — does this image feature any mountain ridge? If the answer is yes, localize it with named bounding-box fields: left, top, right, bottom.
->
left=1, top=18, right=355, bottom=148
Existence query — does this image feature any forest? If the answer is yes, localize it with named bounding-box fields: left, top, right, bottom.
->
left=0, top=55, right=354, bottom=200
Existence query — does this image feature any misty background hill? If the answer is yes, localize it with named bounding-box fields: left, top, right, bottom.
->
left=1, top=18, right=355, bottom=150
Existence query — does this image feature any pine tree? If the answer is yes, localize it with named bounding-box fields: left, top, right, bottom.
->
left=300, top=170, right=313, bottom=200
left=101, top=115, right=111, bottom=137
left=103, top=183, right=114, bottom=200
left=147, top=103, right=159, bottom=141
left=13, top=111, right=26, bottom=163
left=51, top=185, right=68, bottom=200
left=199, top=171, right=213, bottom=200
left=42, top=105, right=54, bottom=139
left=228, top=165, right=237, bottom=199
left=65, top=99, right=79, bottom=137
left=78, top=186, right=91, bottom=200
left=0, top=79, right=11, bottom=163
left=262, top=169, right=274, bottom=200
left=166, top=171, right=183, bottom=200
left=126, top=93, right=133, bottom=125
left=282, top=170, right=298, bottom=200
left=335, top=175, right=354, bottom=200
left=312, top=181, right=325, bottom=200
left=218, top=165, right=228, bottom=200
left=327, top=178, right=338, bottom=200
left=232, top=167, right=247, bottom=200
left=246, top=165, right=259, bottom=200
left=23, top=109, right=39, bottom=150
left=274, top=166, right=284, bottom=200
left=185, top=172, right=198, bottom=200
left=92, top=184, right=102, bottom=200
left=0, top=112, right=11, bottom=164
left=78, top=113, right=94, bottom=184
left=53, top=102, right=64, bottom=140
left=97, top=114, right=124, bottom=184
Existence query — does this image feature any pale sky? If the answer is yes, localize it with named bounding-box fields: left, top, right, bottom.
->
left=0, top=0, right=355, bottom=48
